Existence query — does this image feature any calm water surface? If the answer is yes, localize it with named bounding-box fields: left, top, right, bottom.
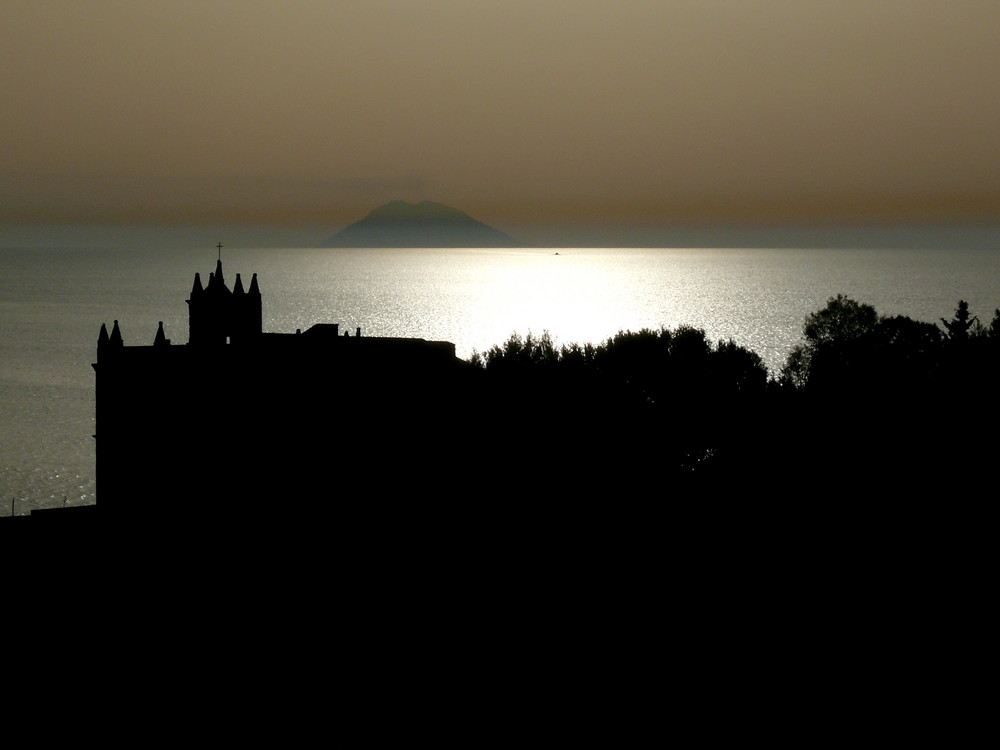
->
left=2, top=245, right=998, bottom=512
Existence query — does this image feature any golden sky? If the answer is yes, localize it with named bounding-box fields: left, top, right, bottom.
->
left=3, top=0, right=999, bottom=237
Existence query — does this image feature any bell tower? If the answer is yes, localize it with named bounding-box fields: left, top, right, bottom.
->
left=186, top=246, right=262, bottom=346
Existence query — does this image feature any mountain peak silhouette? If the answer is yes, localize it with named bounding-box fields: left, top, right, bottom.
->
left=322, top=200, right=524, bottom=247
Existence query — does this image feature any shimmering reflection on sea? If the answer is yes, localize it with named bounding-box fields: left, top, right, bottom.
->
left=255, top=246, right=1000, bottom=372
left=2, top=244, right=999, bottom=511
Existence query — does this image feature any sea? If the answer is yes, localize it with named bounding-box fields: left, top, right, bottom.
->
left=2, top=237, right=999, bottom=513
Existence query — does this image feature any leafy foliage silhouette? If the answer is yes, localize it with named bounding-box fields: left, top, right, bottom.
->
left=466, top=296, right=996, bottom=493
left=469, top=326, right=770, bottom=483
left=940, top=300, right=979, bottom=341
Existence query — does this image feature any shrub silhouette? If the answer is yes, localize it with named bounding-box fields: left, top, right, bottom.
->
left=988, top=309, right=1000, bottom=339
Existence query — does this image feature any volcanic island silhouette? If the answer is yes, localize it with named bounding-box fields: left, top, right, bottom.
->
left=321, top=200, right=525, bottom=248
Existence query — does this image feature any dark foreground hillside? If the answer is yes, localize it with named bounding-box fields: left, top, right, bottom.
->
left=8, top=297, right=991, bottom=747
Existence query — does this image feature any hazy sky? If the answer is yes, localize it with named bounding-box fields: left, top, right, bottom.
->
left=3, top=0, right=999, bottom=240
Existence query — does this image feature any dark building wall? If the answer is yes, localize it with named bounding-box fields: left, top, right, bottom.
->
left=94, top=315, right=470, bottom=515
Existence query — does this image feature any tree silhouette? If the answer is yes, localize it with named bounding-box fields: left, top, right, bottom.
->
left=437, top=297, right=1000, bottom=495
left=940, top=300, right=980, bottom=341
left=781, top=294, right=879, bottom=390
left=467, top=325, right=771, bottom=483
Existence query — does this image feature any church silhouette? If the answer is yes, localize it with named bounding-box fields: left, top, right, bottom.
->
left=92, top=256, right=471, bottom=523
left=18, top=252, right=633, bottom=531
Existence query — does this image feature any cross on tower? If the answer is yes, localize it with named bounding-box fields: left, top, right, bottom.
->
left=217, top=242, right=223, bottom=261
